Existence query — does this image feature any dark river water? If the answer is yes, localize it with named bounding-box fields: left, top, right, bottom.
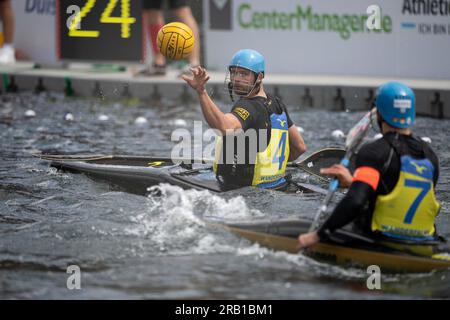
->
left=1, top=91, right=449, bottom=299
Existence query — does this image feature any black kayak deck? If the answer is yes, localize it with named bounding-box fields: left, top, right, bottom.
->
left=48, top=156, right=233, bottom=193
left=37, top=154, right=328, bottom=195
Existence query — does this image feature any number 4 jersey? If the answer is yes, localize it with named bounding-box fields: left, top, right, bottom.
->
left=213, top=94, right=293, bottom=188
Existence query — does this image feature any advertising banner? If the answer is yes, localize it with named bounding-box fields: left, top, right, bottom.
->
left=204, top=0, right=450, bottom=79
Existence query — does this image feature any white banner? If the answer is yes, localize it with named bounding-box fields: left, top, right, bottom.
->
left=204, top=0, right=450, bottom=79
left=12, top=0, right=59, bottom=65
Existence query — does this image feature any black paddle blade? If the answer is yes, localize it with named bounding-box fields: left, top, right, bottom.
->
left=292, top=148, right=356, bottom=181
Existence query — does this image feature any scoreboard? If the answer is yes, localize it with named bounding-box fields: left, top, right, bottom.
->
left=57, top=0, right=144, bottom=62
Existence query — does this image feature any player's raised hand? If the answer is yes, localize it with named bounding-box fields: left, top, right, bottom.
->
left=181, top=66, right=210, bottom=94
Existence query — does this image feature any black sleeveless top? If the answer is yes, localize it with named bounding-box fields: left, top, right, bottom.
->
left=216, top=94, right=293, bottom=186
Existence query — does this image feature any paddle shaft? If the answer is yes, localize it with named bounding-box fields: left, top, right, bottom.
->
left=308, top=155, right=350, bottom=232
left=308, top=110, right=374, bottom=232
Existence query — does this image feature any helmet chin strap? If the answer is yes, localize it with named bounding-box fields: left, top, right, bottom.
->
left=228, top=82, right=235, bottom=102
left=251, top=79, right=262, bottom=96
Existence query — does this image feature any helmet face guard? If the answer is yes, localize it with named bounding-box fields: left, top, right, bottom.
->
left=224, top=67, right=262, bottom=101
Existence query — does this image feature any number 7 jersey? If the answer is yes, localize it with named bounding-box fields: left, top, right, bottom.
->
left=371, top=155, right=440, bottom=240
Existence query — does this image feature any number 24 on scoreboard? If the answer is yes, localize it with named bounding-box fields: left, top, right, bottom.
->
left=66, top=0, right=136, bottom=38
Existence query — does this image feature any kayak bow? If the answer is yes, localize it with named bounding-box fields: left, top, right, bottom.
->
left=219, top=218, right=450, bottom=273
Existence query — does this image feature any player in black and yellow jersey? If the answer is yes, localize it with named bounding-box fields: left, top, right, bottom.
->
left=182, top=49, right=306, bottom=188
left=299, top=82, right=441, bottom=247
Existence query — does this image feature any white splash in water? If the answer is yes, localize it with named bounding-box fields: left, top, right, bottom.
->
left=331, top=129, right=345, bottom=139
left=126, top=184, right=263, bottom=254
left=64, top=113, right=74, bottom=121
left=98, top=114, right=109, bottom=121
left=170, top=119, right=188, bottom=127
left=24, top=110, right=36, bottom=117
left=373, top=133, right=383, bottom=140
left=134, top=116, right=148, bottom=125
left=421, top=137, right=432, bottom=144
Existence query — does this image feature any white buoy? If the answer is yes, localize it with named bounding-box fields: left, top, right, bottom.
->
left=421, top=137, right=432, bottom=144
left=24, top=110, right=36, bottom=117
left=64, top=113, right=74, bottom=121
left=297, top=126, right=305, bottom=133
left=331, top=129, right=345, bottom=139
left=98, top=114, right=109, bottom=121
left=373, top=133, right=383, bottom=140
left=134, top=116, right=148, bottom=125
left=173, top=119, right=187, bottom=126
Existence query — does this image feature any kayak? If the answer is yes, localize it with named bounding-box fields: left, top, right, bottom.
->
left=215, top=218, right=450, bottom=273
left=34, top=148, right=349, bottom=195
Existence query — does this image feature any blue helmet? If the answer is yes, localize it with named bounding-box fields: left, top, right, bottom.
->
left=375, top=82, right=415, bottom=129
left=229, top=49, right=265, bottom=75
